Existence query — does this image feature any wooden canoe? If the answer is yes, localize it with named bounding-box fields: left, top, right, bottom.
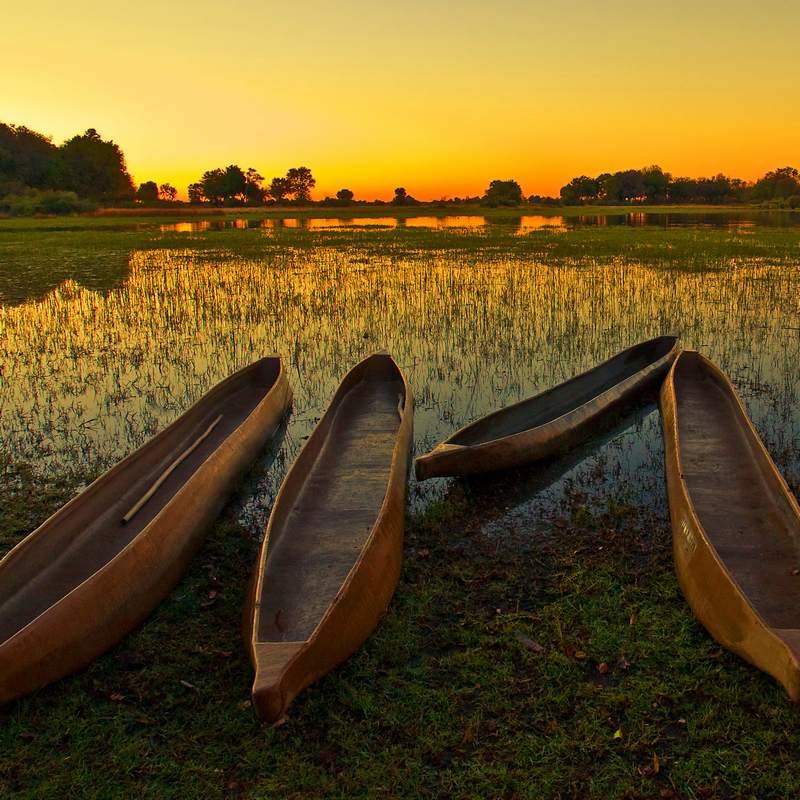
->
left=415, top=335, right=678, bottom=480
left=245, top=353, right=413, bottom=724
left=660, top=351, right=800, bottom=699
left=0, top=357, right=291, bottom=705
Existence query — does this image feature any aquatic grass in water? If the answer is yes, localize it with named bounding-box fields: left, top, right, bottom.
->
left=1, top=232, right=798, bottom=530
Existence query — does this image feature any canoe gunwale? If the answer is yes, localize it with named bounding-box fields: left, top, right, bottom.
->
left=0, top=357, right=290, bottom=654
left=248, top=353, right=413, bottom=723
left=417, top=336, right=678, bottom=478
left=661, top=350, right=800, bottom=697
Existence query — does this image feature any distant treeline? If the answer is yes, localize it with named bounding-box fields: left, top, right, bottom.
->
left=0, top=123, right=138, bottom=214
left=186, top=165, right=426, bottom=207
left=2, top=120, right=800, bottom=214
left=559, top=165, right=800, bottom=207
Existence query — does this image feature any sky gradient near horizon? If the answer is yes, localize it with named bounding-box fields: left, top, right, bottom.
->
left=3, top=1, right=799, bottom=200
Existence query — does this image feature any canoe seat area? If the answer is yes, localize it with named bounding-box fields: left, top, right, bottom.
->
left=451, top=337, right=673, bottom=445
left=257, top=377, right=403, bottom=643
left=0, top=376, right=271, bottom=647
left=676, top=357, right=800, bottom=629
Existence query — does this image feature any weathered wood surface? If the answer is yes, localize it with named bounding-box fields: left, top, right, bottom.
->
left=0, top=357, right=291, bottom=705
left=245, top=353, right=413, bottom=724
left=660, top=350, right=800, bottom=699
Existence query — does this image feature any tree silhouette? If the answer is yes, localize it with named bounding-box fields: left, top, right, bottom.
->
left=484, top=179, right=523, bottom=207
left=286, top=166, right=315, bottom=202
left=188, top=182, right=204, bottom=204
left=336, top=188, right=354, bottom=203
left=559, top=175, right=600, bottom=204
left=268, top=176, right=292, bottom=203
left=60, top=128, right=134, bottom=202
left=0, top=123, right=63, bottom=190
left=135, top=181, right=159, bottom=202
left=159, top=183, right=177, bottom=201
left=641, top=166, right=670, bottom=202
left=390, top=187, right=418, bottom=205
left=242, top=168, right=265, bottom=204
left=752, top=167, right=800, bottom=200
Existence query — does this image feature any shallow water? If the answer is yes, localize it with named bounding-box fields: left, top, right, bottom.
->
left=1, top=220, right=798, bottom=540
left=150, top=210, right=800, bottom=234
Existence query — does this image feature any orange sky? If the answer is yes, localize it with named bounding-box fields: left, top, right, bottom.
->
left=2, top=1, right=799, bottom=200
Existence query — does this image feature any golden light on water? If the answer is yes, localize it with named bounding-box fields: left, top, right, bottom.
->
left=2, top=244, right=798, bottom=493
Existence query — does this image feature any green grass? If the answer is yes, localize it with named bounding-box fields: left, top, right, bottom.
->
left=3, top=454, right=800, bottom=800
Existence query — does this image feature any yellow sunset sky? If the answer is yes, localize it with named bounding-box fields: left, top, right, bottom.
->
left=2, top=1, right=799, bottom=200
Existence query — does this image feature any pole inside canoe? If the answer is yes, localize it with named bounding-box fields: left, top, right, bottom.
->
left=121, top=414, right=223, bottom=525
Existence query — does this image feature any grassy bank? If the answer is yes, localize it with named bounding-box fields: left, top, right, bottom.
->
left=3, top=444, right=800, bottom=799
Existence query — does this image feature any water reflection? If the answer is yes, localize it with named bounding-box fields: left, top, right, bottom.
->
left=168, top=221, right=213, bottom=233
left=348, top=217, right=398, bottom=227
left=571, top=212, right=762, bottom=229
left=153, top=210, right=800, bottom=235
left=2, top=244, right=798, bottom=537
left=517, top=215, right=566, bottom=233
left=305, top=218, right=343, bottom=229
left=460, top=402, right=664, bottom=535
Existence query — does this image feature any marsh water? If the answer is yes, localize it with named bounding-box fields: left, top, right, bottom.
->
left=1, top=212, right=799, bottom=539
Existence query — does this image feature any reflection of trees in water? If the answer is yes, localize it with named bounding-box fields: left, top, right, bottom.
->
left=0, top=239, right=132, bottom=304
left=1, top=246, right=798, bottom=528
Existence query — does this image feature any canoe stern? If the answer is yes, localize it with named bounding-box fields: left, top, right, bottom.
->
left=251, top=641, right=306, bottom=725
left=414, top=443, right=466, bottom=481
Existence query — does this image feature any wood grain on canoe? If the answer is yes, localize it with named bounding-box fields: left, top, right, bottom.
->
left=415, top=336, right=678, bottom=480
left=0, top=357, right=291, bottom=705
left=245, top=353, right=413, bottom=724
left=660, top=350, right=800, bottom=699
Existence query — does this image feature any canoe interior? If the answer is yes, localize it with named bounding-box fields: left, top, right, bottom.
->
left=675, top=353, right=800, bottom=630
left=257, top=358, right=404, bottom=643
left=0, top=358, right=281, bottom=647
left=449, top=336, right=676, bottom=446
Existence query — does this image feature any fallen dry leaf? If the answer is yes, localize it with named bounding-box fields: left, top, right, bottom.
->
left=597, top=662, right=609, bottom=674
